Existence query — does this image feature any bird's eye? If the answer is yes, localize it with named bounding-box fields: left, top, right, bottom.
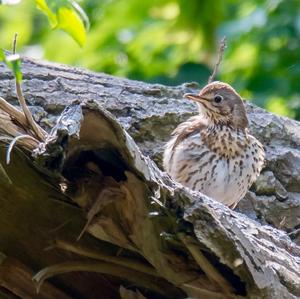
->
left=214, top=95, right=223, bottom=103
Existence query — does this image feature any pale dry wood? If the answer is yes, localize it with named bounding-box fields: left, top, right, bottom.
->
left=33, top=104, right=235, bottom=298
left=15, top=82, right=46, bottom=141
left=50, top=239, right=159, bottom=277
left=33, top=261, right=182, bottom=298
left=0, top=254, right=71, bottom=299
left=178, top=233, right=234, bottom=296
left=77, top=186, right=124, bottom=241
left=0, top=97, right=28, bottom=128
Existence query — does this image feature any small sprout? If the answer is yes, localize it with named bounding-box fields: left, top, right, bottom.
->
left=6, top=54, right=22, bottom=83
left=0, top=50, right=22, bottom=83
left=1, top=37, right=47, bottom=143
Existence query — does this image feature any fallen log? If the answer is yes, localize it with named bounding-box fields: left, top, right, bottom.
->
left=0, top=57, right=299, bottom=298
left=0, top=56, right=299, bottom=242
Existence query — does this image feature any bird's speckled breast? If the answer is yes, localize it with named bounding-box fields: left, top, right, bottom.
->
left=163, top=127, right=264, bottom=207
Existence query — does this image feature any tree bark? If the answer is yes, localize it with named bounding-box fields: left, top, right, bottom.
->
left=0, top=57, right=299, bottom=299
left=0, top=56, right=299, bottom=242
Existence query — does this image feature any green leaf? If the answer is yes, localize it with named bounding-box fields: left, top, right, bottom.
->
left=0, top=49, right=5, bottom=61
left=35, top=0, right=57, bottom=27
left=56, top=6, right=86, bottom=46
left=7, top=54, right=22, bottom=83
left=34, top=0, right=88, bottom=46
left=0, top=50, right=22, bottom=83
left=69, top=0, right=90, bottom=31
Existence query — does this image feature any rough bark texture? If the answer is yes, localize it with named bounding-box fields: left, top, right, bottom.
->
left=0, top=57, right=299, bottom=244
left=0, top=57, right=299, bottom=299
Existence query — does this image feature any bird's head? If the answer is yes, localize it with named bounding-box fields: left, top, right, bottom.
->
left=184, top=81, right=249, bottom=129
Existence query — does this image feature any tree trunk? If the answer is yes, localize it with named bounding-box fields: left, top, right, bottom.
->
left=0, top=57, right=299, bottom=299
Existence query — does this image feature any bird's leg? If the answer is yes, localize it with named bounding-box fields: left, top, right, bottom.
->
left=77, top=187, right=124, bottom=241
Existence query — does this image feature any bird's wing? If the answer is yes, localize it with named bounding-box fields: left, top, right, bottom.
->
left=171, top=116, right=206, bottom=150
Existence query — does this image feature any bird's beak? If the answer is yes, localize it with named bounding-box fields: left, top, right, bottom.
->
left=184, top=93, right=206, bottom=103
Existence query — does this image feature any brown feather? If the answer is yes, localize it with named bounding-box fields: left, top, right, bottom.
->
left=171, top=116, right=206, bottom=151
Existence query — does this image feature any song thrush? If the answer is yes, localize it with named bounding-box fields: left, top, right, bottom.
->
left=163, top=81, right=265, bottom=209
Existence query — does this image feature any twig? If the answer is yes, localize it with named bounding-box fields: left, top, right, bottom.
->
left=0, top=95, right=47, bottom=143
left=208, top=36, right=227, bottom=83
left=12, top=33, right=18, bottom=55
left=11, top=34, right=46, bottom=142
left=178, top=233, right=234, bottom=296
left=50, top=239, right=159, bottom=277
left=6, top=134, right=39, bottom=164
left=15, top=78, right=46, bottom=141
left=0, top=96, right=28, bottom=128
left=0, top=134, right=39, bottom=152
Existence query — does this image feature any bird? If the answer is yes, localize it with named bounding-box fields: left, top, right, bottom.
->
left=163, top=81, right=265, bottom=209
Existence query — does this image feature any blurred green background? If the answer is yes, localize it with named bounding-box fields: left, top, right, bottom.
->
left=1, top=0, right=300, bottom=119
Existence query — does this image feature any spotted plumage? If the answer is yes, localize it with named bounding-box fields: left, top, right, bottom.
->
left=163, top=81, right=265, bottom=209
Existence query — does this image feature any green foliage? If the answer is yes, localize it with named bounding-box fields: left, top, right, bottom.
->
left=0, top=50, right=22, bottom=82
left=35, top=0, right=89, bottom=46
left=0, top=0, right=300, bottom=119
